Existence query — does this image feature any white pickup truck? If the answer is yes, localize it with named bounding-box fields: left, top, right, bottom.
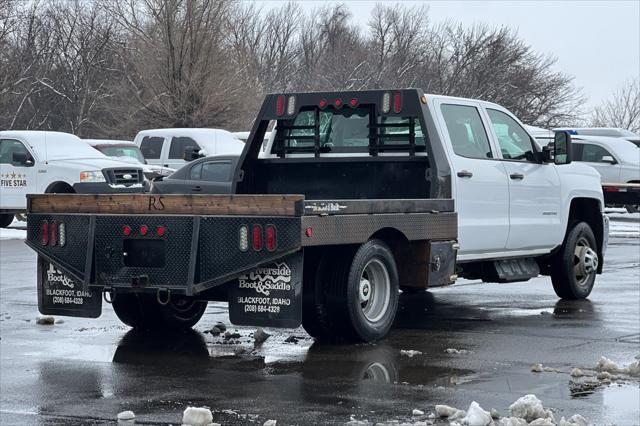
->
left=24, top=90, right=609, bottom=343
left=0, top=131, right=147, bottom=228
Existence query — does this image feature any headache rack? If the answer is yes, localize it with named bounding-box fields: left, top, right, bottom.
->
left=273, top=104, right=426, bottom=158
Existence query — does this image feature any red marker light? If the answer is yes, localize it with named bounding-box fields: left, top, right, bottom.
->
left=349, top=98, right=358, bottom=108
left=140, top=225, right=148, bottom=236
left=265, top=225, right=277, bottom=251
left=319, top=99, right=328, bottom=109
left=334, top=98, right=343, bottom=108
left=252, top=224, right=263, bottom=251
left=41, top=221, right=49, bottom=245
left=123, top=225, right=132, bottom=236
left=156, top=226, right=166, bottom=237
left=276, top=95, right=285, bottom=116
left=50, top=221, right=58, bottom=246
left=305, top=227, right=313, bottom=238
left=393, top=91, right=402, bottom=113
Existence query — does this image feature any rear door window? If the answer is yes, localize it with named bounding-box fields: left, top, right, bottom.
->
left=169, top=137, right=200, bottom=159
left=189, top=161, right=232, bottom=181
left=140, top=136, right=164, bottom=159
left=440, top=104, right=493, bottom=159
left=578, top=143, right=615, bottom=163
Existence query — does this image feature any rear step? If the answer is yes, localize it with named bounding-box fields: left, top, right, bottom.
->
left=493, top=258, right=540, bottom=282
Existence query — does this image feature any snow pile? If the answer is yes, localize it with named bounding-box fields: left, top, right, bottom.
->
left=0, top=220, right=26, bottom=240
left=461, top=401, right=492, bottom=426
left=595, top=356, right=640, bottom=376
left=435, top=404, right=465, bottom=420
left=116, top=410, right=135, bottom=421
left=558, top=414, right=588, bottom=426
left=496, top=417, right=528, bottom=426
left=35, top=315, right=55, bottom=325
left=412, top=409, right=424, bottom=416
left=400, top=350, right=422, bottom=357
left=446, top=348, right=471, bottom=355
left=530, top=363, right=544, bottom=373
left=570, top=368, right=584, bottom=377
left=508, top=395, right=554, bottom=423
left=263, top=420, right=277, bottom=426
left=182, top=406, right=213, bottom=426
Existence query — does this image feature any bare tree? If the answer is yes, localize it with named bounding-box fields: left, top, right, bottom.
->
left=592, top=78, right=640, bottom=133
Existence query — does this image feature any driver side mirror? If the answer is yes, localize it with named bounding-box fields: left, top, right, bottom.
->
left=12, top=151, right=34, bottom=167
left=601, top=155, right=616, bottom=164
left=554, top=131, right=572, bottom=165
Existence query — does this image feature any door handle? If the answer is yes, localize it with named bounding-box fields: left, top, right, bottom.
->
left=192, top=186, right=202, bottom=192
left=510, top=173, right=524, bottom=180
left=457, top=170, right=473, bottom=178
left=163, top=164, right=169, bottom=167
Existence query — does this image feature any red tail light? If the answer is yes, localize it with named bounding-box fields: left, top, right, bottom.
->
left=123, top=225, right=132, bottom=236
left=319, top=99, right=328, bottom=109
left=305, top=227, right=313, bottom=238
left=349, top=98, right=358, bottom=108
left=276, top=95, right=285, bottom=116
left=334, top=98, right=343, bottom=108
left=156, top=226, right=166, bottom=237
left=252, top=224, right=263, bottom=251
left=41, top=221, right=49, bottom=245
left=49, top=221, right=58, bottom=246
left=393, top=91, right=402, bottom=113
left=265, top=225, right=277, bottom=251
left=140, top=225, right=148, bottom=236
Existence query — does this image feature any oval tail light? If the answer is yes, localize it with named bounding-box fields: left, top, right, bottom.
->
left=265, top=225, right=277, bottom=252
left=239, top=225, right=249, bottom=251
left=58, top=222, right=66, bottom=247
left=41, top=220, right=49, bottom=245
left=49, top=221, right=58, bottom=246
left=252, top=224, right=263, bottom=251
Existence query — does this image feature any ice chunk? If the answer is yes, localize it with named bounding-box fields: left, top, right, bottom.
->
left=596, top=371, right=614, bottom=380
left=263, top=420, right=277, bottom=426
left=496, top=417, right=528, bottom=426
left=528, top=419, right=554, bottom=426
left=625, top=360, right=640, bottom=376
left=116, top=410, right=135, bottom=421
left=400, top=350, right=422, bottom=357
left=530, top=363, right=544, bottom=372
left=558, top=414, right=588, bottom=426
left=445, top=348, right=470, bottom=355
left=35, top=315, right=55, bottom=325
left=490, top=408, right=500, bottom=419
left=461, top=401, right=492, bottom=426
left=412, top=409, right=425, bottom=416
left=570, top=368, right=584, bottom=377
left=54, top=318, right=64, bottom=324
left=182, top=406, right=213, bottom=426
left=253, top=328, right=270, bottom=345
left=596, top=356, right=619, bottom=372
left=435, top=405, right=459, bottom=417
left=508, top=395, right=553, bottom=423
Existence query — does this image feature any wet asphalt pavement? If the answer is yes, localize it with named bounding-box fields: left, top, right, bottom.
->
left=1, top=228, right=639, bottom=425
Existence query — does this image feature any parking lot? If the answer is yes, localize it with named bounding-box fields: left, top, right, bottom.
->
left=0, top=214, right=638, bottom=425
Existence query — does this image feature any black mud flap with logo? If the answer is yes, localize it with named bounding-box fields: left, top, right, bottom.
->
left=37, top=257, right=102, bottom=318
left=228, top=253, right=303, bottom=328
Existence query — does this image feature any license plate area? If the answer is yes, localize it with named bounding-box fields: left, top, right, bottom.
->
left=123, top=239, right=165, bottom=268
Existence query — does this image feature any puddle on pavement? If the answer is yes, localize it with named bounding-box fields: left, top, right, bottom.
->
left=601, top=384, right=640, bottom=423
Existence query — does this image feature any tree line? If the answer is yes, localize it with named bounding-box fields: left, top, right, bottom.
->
left=1, top=0, right=634, bottom=139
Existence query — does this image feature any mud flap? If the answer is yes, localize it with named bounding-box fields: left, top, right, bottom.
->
left=228, top=252, right=303, bottom=328
left=37, top=256, right=102, bottom=318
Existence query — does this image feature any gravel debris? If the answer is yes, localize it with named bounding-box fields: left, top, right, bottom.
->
left=35, top=315, right=55, bottom=325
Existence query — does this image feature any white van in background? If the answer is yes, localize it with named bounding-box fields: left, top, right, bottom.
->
left=133, top=128, right=244, bottom=173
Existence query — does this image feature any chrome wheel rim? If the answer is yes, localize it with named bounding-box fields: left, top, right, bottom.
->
left=574, top=237, right=598, bottom=286
left=359, top=258, right=391, bottom=323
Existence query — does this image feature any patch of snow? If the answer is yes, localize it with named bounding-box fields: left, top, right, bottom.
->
left=346, top=416, right=369, bottom=425
left=435, top=405, right=459, bottom=418
left=461, top=401, right=492, bottom=426
left=625, top=360, right=640, bottom=376
left=496, top=417, right=528, bottom=426
left=445, top=348, right=471, bottom=355
left=558, top=414, right=588, bottom=426
left=490, top=408, right=500, bottom=419
left=35, top=315, right=55, bottom=325
left=263, top=420, right=277, bottom=426
left=412, top=409, right=425, bottom=416
left=116, top=410, right=135, bottom=421
left=528, top=419, right=554, bottom=426
left=0, top=226, right=26, bottom=240
left=596, top=371, right=615, bottom=381
left=400, top=350, right=422, bottom=357
left=570, top=368, right=584, bottom=377
left=596, top=356, right=620, bottom=372
left=253, top=328, right=270, bottom=345
left=508, top=395, right=554, bottom=423
left=530, top=363, right=544, bottom=373
left=182, top=406, right=213, bottom=426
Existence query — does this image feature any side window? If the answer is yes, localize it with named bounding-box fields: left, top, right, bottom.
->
left=201, top=161, right=231, bottom=182
left=579, top=144, right=615, bottom=163
left=169, top=137, right=200, bottom=159
left=0, top=139, right=33, bottom=167
left=486, top=109, right=536, bottom=161
left=189, top=163, right=202, bottom=180
left=140, top=136, right=164, bottom=159
left=440, top=104, right=493, bottom=159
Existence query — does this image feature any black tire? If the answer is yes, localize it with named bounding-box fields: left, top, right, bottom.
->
left=112, top=293, right=207, bottom=331
left=304, top=240, right=399, bottom=342
left=0, top=214, right=13, bottom=228
left=550, top=222, right=598, bottom=299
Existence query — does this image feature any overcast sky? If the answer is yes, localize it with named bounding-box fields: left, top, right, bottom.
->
left=262, top=0, right=640, bottom=111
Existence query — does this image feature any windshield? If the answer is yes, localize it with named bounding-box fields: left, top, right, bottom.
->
left=97, top=145, right=145, bottom=163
